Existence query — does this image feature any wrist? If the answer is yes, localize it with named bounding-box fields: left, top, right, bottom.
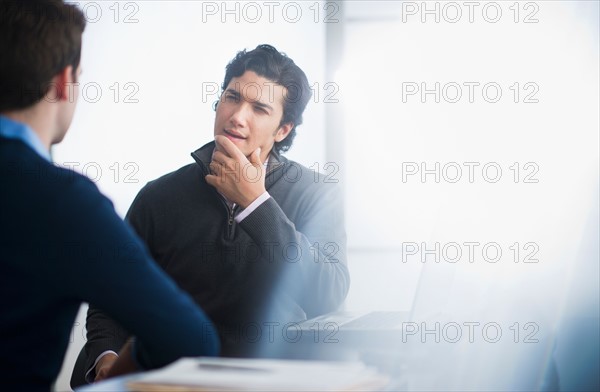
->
left=240, top=189, right=265, bottom=209
left=96, top=352, right=118, bottom=371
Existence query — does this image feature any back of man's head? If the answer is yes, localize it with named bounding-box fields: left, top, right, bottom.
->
left=221, top=44, right=312, bottom=154
left=0, top=0, right=86, bottom=113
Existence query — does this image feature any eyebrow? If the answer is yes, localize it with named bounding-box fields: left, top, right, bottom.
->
left=225, top=89, right=240, bottom=98
left=225, top=88, right=274, bottom=112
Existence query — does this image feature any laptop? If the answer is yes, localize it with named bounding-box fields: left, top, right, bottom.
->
left=293, top=260, right=456, bottom=345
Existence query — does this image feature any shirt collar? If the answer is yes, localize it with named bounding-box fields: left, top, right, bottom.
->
left=0, top=115, right=51, bottom=162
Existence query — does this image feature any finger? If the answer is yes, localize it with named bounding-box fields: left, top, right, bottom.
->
left=211, top=155, right=240, bottom=175
left=205, top=174, right=218, bottom=188
left=248, top=147, right=262, bottom=166
left=208, top=162, right=221, bottom=176
left=95, top=370, right=107, bottom=382
left=215, top=135, right=247, bottom=163
left=212, top=150, right=236, bottom=168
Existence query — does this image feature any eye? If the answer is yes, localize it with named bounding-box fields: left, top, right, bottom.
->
left=254, top=105, right=268, bottom=114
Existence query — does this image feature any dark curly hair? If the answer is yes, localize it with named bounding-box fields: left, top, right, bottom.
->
left=220, top=44, right=312, bottom=154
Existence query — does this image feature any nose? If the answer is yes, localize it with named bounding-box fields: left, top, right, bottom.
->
left=228, top=102, right=252, bottom=129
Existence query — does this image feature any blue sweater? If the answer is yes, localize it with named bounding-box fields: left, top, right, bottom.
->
left=0, top=137, right=219, bottom=391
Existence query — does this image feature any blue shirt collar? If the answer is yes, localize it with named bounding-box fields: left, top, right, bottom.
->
left=0, top=115, right=51, bottom=162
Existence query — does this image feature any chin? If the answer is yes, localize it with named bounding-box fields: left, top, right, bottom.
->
left=52, top=130, right=68, bottom=144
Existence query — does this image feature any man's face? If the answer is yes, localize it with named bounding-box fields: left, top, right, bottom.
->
left=213, top=70, right=292, bottom=161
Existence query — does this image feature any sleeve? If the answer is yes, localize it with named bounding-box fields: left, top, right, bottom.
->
left=83, top=350, right=118, bottom=384
left=238, top=178, right=350, bottom=318
left=79, top=182, right=169, bottom=380
left=235, top=191, right=271, bottom=223
left=44, top=176, right=219, bottom=372
left=81, top=305, right=129, bottom=381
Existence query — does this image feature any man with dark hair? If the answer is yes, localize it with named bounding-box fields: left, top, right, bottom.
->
left=0, top=1, right=219, bottom=390
left=75, top=44, right=350, bottom=385
left=219, top=44, right=312, bottom=154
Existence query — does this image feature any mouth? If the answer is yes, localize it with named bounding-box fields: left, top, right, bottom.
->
left=223, top=129, right=246, bottom=140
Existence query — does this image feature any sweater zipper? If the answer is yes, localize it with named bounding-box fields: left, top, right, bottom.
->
left=228, top=203, right=237, bottom=238
left=192, top=150, right=284, bottom=239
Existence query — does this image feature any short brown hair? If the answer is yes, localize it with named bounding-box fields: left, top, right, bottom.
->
left=0, top=0, right=86, bottom=112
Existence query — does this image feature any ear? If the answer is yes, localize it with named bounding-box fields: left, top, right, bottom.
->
left=53, top=65, right=75, bottom=101
left=274, top=122, right=293, bottom=142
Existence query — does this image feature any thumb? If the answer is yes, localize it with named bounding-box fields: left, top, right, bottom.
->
left=250, top=147, right=262, bottom=166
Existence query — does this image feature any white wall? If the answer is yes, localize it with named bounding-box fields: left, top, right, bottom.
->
left=342, top=0, right=599, bottom=312
left=340, top=1, right=599, bottom=389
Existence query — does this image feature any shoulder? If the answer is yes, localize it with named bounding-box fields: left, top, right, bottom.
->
left=138, top=163, right=200, bottom=199
left=127, top=163, right=204, bottom=219
left=276, top=157, right=340, bottom=192
left=1, top=140, right=121, bottom=248
left=0, top=138, right=106, bottom=206
left=269, top=156, right=342, bottom=211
